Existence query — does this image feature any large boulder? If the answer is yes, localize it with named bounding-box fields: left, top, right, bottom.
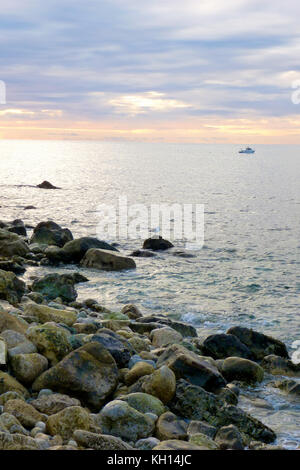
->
left=31, top=393, right=81, bottom=415
left=227, top=326, right=289, bottom=360
left=31, top=273, right=77, bottom=303
left=32, top=342, right=119, bottom=410
left=24, top=303, right=77, bottom=326
left=27, top=323, right=72, bottom=366
left=62, top=237, right=118, bottom=263
left=80, top=248, right=136, bottom=271
left=221, top=357, right=264, bottom=384
left=156, top=344, right=226, bottom=392
left=30, top=221, right=73, bottom=247
left=46, top=406, right=91, bottom=441
left=0, top=270, right=26, bottom=305
left=202, top=334, right=253, bottom=360
left=143, top=236, right=174, bottom=251
left=95, top=399, right=155, bottom=442
left=171, top=380, right=276, bottom=443
left=0, top=229, right=29, bottom=258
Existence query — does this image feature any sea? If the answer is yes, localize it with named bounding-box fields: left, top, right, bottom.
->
left=0, top=140, right=299, bottom=448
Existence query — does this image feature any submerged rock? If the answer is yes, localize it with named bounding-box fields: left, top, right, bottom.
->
left=62, top=236, right=118, bottom=263
left=143, top=236, right=174, bottom=251
left=80, top=248, right=136, bottom=271
left=37, top=181, right=59, bottom=189
left=221, top=357, right=264, bottom=384
left=261, top=355, right=300, bottom=376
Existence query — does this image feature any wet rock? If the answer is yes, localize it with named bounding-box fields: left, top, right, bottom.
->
left=221, top=357, right=264, bottom=384
left=215, top=424, right=245, bottom=450
left=153, top=439, right=207, bottom=450
left=10, top=353, right=48, bottom=384
left=155, top=411, right=187, bottom=441
left=187, top=420, right=217, bottom=439
left=80, top=248, right=136, bottom=271
left=143, top=236, right=174, bottom=251
left=0, top=269, right=26, bottom=305
left=37, top=181, right=59, bottom=189
left=0, top=371, right=29, bottom=397
left=62, top=237, right=118, bottom=263
left=0, top=229, right=29, bottom=258
left=151, top=327, right=183, bottom=347
left=227, top=326, right=289, bottom=360
left=4, top=399, right=45, bottom=428
left=261, top=355, right=300, bottom=376
left=0, top=431, right=41, bottom=450
left=140, top=365, right=176, bottom=404
left=130, top=249, right=156, bottom=258
left=27, top=323, right=72, bottom=366
left=156, top=344, right=226, bottom=392
left=216, top=386, right=238, bottom=405
left=31, top=393, right=81, bottom=415
left=119, top=392, right=165, bottom=416
left=32, top=342, right=119, bottom=410
left=30, top=221, right=72, bottom=247
left=46, top=406, right=91, bottom=441
left=276, top=379, right=300, bottom=396
left=121, top=304, right=143, bottom=320
left=24, top=303, right=77, bottom=326
left=95, top=399, right=155, bottom=442
left=0, top=260, right=25, bottom=275
left=31, top=273, right=77, bottom=303
left=202, top=333, right=253, bottom=360
left=7, top=219, right=27, bottom=237
left=73, top=430, right=134, bottom=450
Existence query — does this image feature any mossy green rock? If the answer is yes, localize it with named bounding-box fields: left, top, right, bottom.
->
left=31, top=273, right=77, bottom=303
left=153, top=439, right=208, bottom=450
left=10, top=353, right=48, bottom=384
left=0, top=229, right=29, bottom=258
left=155, top=411, right=187, bottom=441
left=46, top=406, right=91, bottom=441
left=221, top=357, right=264, bottom=384
left=24, top=303, right=77, bottom=326
left=0, top=432, right=41, bottom=450
left=0, top=371, right=29, bottom=398
left=189, top=432, right=218, bottom=449
left=4, top=399, right=44, bottom=428
left=73, top=430, right=134, bottom=450
left=96, top=399, right=155, bottom=441
left=27, top=323, right=72, bottom=366
left=0, top=313, right=29, bottom=335
left=141, top=366, right=176, bottom=404
left=32, top=342, right=119, bottom=410
left=120, top=392, right=165, bottom=416
left=0, top=270, right=26, bottom=305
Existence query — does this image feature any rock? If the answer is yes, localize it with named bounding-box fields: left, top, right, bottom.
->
left=27, top=323, right=72, bottom=366
left=95, top=400, right=155, bottom=442
left=151, top=327, right=183, bottom=347
left=24, top=303, right=77, bottom=326
left=121, top=304, right=143, bottom=320
left=10, top=353, right=48, bottom=384
left=140, top=366, right=176, bottom=404
left=30, top=221, right=72, bottom=247
left=4, top=399, right=45, bottom=428
left=0, top=270, right=26, bottom=305
left=62, top=237, right=118, bottom=263
left=80, top=248, right=136, bottom=271
left=0, top=312, right=29, bottom=335
left=0, top=260, right=25, bottom=275
left=156, top=344, right=226, bottom=392
left=216, top=386, right=238, bottom=405
left=31, top=393, right=81, bottom=415
left=24, top=205, right=36, bottom=210
left=46, top=406, right=91, bottom=441
left=189, top=433, right=218, bottom=449
left=202, top=333, right=253, bottom=360
left=0, top=338, right=7, bottom=366
left=187, top=420, right=217, bottom=439
left=37, top=181, right=59, bottom=189
left=0, top=391, right=25, bottom=405
left=87, top=330, right=133, bottom=367
left=155, top=411, right=187, bottom=440
left=153, top=439, right=207, bottom=450
left=135, top=315, right=198, bottom=337
left=171, top=380, right=276, bottom=443
left=135, top=437, right=160, bottom=450
left=32, top=342, right=119, bottom=410
left=0, top=229, right=29, bottom=258
left=73, top=430, right=134, bottom=450
left=119, top=392, right=165, bottom=416
left=261, top=355, right=300, bottom=376
left=31, top=273, right=77, bottom=303
left=128, top=335, right=151, bottom=353
left=0, top=371, right=29, bottom=397
left=221, top=357, right=264, bottom=384
left=276, top=379, right=300, bottom=396
left=227, top=326, right=289, bottom=360
left=0, top=412, right=28, bottom=435
left=125, top=362, right=155, bottom=385
left=215, top=424, right=245, bottom=450
left=0, top=431, right=41, bottom=450
left=130, top=249, right=156, bottom=258
left=1, top=329, right=36, bottom=357
left=143, top=237, right=174, bottom=251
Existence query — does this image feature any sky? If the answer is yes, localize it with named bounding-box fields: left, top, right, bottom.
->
left=0, top=0, right=300, bottom=143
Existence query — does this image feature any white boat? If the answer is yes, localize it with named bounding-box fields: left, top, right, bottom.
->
left=239, top=147, right=255, bottom=154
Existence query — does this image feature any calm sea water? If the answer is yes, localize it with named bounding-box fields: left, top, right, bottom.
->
left=0, top=140, right=299, bottom=447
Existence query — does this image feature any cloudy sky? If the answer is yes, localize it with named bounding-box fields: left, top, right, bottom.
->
left=0, top=0, right=300, bottom=142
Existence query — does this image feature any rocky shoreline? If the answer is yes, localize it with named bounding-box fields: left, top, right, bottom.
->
left=0, top=219, right=299, bottom=450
